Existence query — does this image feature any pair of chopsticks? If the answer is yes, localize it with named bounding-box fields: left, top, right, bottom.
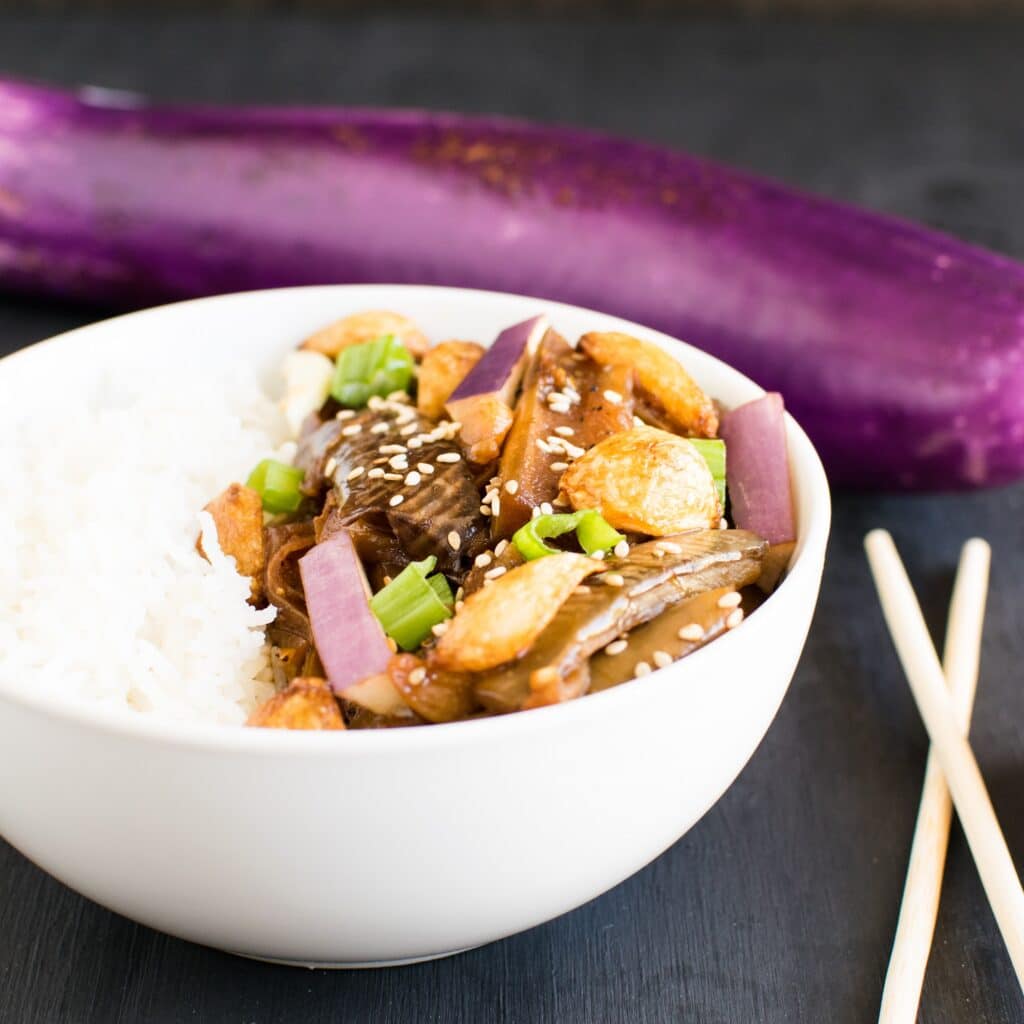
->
left=865, top=530, right=1024, bottom=1021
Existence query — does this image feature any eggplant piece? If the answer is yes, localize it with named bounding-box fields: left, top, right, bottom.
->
left=388, top=653, right=478, bottom=724
left=297, top=401, right=490, bottom=574
left=475, top=529, right=766, bottom=713
left=492, top=330, right=632, bottom=537
left=461, top=541, right=525, bottom=596
left=589, top=585, right=735, bottom=692
left=446, top=316, right=548, bottom=463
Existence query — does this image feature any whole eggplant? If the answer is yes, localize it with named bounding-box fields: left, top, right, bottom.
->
left=1, top=77, right=1023, bottom=490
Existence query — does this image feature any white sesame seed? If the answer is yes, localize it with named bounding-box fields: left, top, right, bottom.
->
left=436, top=452, right=461, bottom=464
left=389, top=494, right=405, bottom=507
left=480, top=505, right=493, bottom=516
left=562, top=441, right=586, bottom=459
left=504, top=479, right=519, bottom=495
left=484, top=566, right=507, bottom=580
left=386, top=390, right=410, bottom=403
left=367, top=396, right=385, bottom=410
left=563, top=385, right=581, bottom=402
left=383, top=575, right=393, bottom=586
left=550, top=461, right=569, bottom=472
left=531, top=506, right=542, bottom=519
left=536, top=438, right=554, bottom=454
left=602, top=572, right=625, bottom=587
left=408, top=667, right=426, bottom=685
left=613, top=540, right=629, bottom=558
left=540, top=502, right=554, bottom=516
left=494, top=540, right=509, bottom=557
left=657, top=541, right=683, bottom=555
left=555, top=426, right=575, bottom=437
left=347, top=466, right=365, bottom=481
left=482, top=489, right=497, bottom=505
left=719, top=518, right=728, bottom=530
left=400, top=423, right=419, bottom=436
left=605, top=639, right=629, bottom=656
left=324, top=457, right=337, bottom=477
left=492, top=496, right=501, bottom=517
left=652, top=650, right=673, bottom=669
left=370, top=421, right=391, bottom=434
left=383, top=472, right=403, bottom=481
left=336, top=409, right=357, bottom=420
left=602, top=389, right=623, bottom=405
left=726, top=608, right=745, bottom=629
left=407, top=437, right=423, bottom=449
left=447, top=531, right=461, bottom=550
left=717, top=591, right=742, bottom=609
left=431, top=620, right=450, bottom=637
left=341, top=424, right=362, bottom=437
left=405, top=471, right=422, bottom=486
left=367, top=468, right=385, bottom=479
left=474, top=553, right=493, bottom=568
left=372, top=457, right=389, bottom=465
left=634, top=661, right=652, bottom=678
left=592, top=549, right=606, bottom=560
left=388, top=454, right=409, bottom=470
left=379, top=444, right=407, bottom=455
left=678, top=623, right=704, bottom=642
left=548, top=402, right=571, bottom=415
left=418, top=462, right=435, bottom=475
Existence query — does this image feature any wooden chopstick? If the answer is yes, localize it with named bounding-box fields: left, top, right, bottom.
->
left=877, top=538, right=991, bottom=1023
left=864, top=529, right=1024, bottom=996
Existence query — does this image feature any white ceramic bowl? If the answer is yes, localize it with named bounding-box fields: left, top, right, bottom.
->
left=0, top=285, right=829, bottom=967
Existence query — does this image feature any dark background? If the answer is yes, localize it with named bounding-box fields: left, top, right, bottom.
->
left=2, top=11, right=1024, bottom=1024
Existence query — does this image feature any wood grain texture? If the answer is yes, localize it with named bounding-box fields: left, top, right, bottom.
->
left=1, top=12, right=1024, bottom=1023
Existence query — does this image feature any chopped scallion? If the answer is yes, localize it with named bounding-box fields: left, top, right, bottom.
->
left=574, top=510, right=626, bottom=555
left=369, top=556, right=453, bottom=651
left=330, top=334, right=414, bottom=408
left=512, top=509, right=624, bottom=560
left=688, top=438, right=727, bottom=509
left=246, top=459, right=305, bottom=513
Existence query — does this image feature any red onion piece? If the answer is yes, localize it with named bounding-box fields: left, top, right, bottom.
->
left=298, top=531, right=393, bottom=694
left=720, top=393, right=796, bottom=546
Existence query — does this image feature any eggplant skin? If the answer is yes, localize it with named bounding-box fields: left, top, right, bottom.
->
left=2, top=79, right=1024, bottom=490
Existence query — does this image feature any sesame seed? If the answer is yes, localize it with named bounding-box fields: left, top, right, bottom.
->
left=540, top=502, right=554, bottom=516
left=367, top=396, right=385, bottom=410
left=347, top=466, right=365, bottom=481
left=592, top=549, right=606, bottom=560
left=657, top=541, right=683, bottom=555
left=726, top=608, right=745, bottom=629
left=562, top=441, right=586, bottom=459
left=602, top=389, right=623, bottom=405
left=407, top=437, right=423, bottom=449
left=447, top=531, right=461, bottom=550
left=484, top=566, right=508, bottom=580
left=431, top=620, right=450, bottom=637
left=418, top=462, right=435, bottom=475
left=563, top=385, right=581, bottom=402
left=383, top=575, right=393, bottom=586
left=492, top=496, right=501, bottom=517
left=504, top=479, right=519, bottom=495
left=388, top=454, right=409, bottom=470
left=605, top=639, right=628, bottom=655
left=336, top=409, right=357, bottom=420
left=408, top=667, right=426, bottom=685
left=386, top=390, right=410, bottom=403
left=324, top=457, right=337, bottom=477
left=613, top=540, right=629, bottom=558
left=480, top=505, right=493, bottom=516
left=372, top=457, right=389, bottom=465
left=400, top=423, right=419, bottom=436
left=652, top=650, right=673, bottom=669
left=531, top=506, right=542, bottom=519
left=370, top=422, right=391, bottom=435
left=550, top=461, right=569, bottom=472
left=383, top=472, right=403, bottom=481
left=536, top=438, right=554, bottom=454
left=678, top=623, right=704, bottom=642
left=367, top=468, right=385, bottom=479
left=482, top=489, right=497, bottom=505
left=555, top=426, right=575, bottom=437
left=717, top=591, right=742, bottom=609
left=494, top=540, right=509, bottom=557
left=389, top=494, right=405, bottom=507
left=634, top=661, right=652, bottom=678
left=454, top=600, right=464, bottom=612
left=719, top=518, right=728, bottom=530
left=474, top=553, right=493, bottom=568
left=341, top=424, right=362, bottom=437
left=436, top=452, right=461, bottom=464
left=379, top=444, right=407, bottom=455
left=602, top=572, right=625, bottom=587
left=405, top=471, right=422, bottom=486
left=549, top=403, right=571, bottom=415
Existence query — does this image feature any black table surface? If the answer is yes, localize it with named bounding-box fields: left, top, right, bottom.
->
left=2, top=12, right=1024, bottom=1024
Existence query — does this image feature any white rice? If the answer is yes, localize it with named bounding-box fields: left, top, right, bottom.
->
left=0, top=360, right=289, bottom=724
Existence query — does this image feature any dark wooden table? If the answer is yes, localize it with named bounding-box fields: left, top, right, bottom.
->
left=2, top=13, right=1023, bottom=1023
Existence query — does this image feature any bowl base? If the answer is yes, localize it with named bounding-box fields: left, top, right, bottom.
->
left=228, top=944, right=480, bottom=969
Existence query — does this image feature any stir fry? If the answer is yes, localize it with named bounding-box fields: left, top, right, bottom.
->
left=199, top=311, right=796, bottom=730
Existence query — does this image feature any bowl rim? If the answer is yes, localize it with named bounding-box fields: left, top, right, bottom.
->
left=0, top=283, right=831, bottom=753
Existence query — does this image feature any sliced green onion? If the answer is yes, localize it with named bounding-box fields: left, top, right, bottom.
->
left=688, top=438, right=727, bottom=509
left=427, top=572, right=455, bottom=609
left=574, top=510, right=626, bottom=555
left=330, top=334, right=415, bottom=408
left=512, top=509, right=625, bottom=560
left=369, top=556, right=452, bottom=651
left=246, top=458, right=306, bottom=513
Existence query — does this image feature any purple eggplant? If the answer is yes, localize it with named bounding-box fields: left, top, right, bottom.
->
left=1, top=77, right=1023, bottom=490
